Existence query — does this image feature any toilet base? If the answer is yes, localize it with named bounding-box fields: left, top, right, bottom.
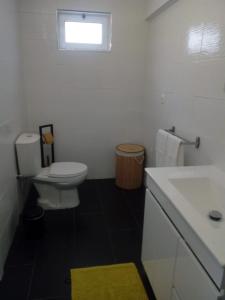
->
left=34, top=182, right=80, bottom=210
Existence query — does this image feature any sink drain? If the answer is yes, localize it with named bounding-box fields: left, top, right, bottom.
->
left=208, top=210, right=223, bottom=222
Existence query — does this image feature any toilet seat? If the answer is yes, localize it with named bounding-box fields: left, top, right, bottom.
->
left=49, top=162, right=87, bottom=178
left=34, top=162, right=88, bottom=184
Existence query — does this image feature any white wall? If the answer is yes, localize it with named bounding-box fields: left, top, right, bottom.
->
left=0, top=0, right=26, bottom=278
left=144, top=0, right=225, bottom=169
left=20, top=0, right=147, bottom=179
left=147, top=0, right=176, bottom=18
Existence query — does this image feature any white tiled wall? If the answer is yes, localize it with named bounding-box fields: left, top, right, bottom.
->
left=20, top=0, right=225, bottom=175
left=0, top=0, right=26, bottom=279
left=20, top=0, right=147, bottom=178
left=144, top=0, right=225, bottom=169
left=147, top=0, right=176, bottom=18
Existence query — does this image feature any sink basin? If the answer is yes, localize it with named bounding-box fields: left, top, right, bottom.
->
left=145, top=165, right=225, bottom=288
left=169, top=177, right=225, bottom=221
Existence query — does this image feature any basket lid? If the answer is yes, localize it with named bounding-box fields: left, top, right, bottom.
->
left=116, top=144, right=144, bottom=154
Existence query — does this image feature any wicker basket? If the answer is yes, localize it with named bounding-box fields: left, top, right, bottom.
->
left=115, top=144, right=145, bottom=190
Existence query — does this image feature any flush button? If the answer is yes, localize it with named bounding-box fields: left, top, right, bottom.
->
left=209, top=210, right=223, bottom=221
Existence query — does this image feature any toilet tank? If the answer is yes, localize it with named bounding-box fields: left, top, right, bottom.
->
left=16, top=133, right=42, bottom=176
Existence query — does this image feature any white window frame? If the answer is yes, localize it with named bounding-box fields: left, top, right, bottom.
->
left=57, top=10, right=112, bottom=52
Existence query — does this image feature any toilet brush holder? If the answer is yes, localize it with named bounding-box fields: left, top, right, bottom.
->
left=39, top=124, right=55, bottom=167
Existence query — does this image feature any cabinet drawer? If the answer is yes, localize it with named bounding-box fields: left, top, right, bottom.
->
left=174, top=239, right=221, bottom=300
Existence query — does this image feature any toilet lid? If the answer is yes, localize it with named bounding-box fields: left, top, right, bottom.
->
left=49, top=162, right=87, bottom=178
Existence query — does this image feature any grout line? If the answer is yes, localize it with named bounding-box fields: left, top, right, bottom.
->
left=108, top=228, right=135, bottom=233
left=78, top=211, right=104, bottom=216
left=31, top=297, right=68, bottom=300
left=25, top=264, right=36, bottom=300
left=5, top=262, right=34, bottom=269
left=122, top=190, right=140, bottom=230
left=94, top=181, right=105, bottom=216
left=96, top=184, right=117, bottom=264
left=26, top=242, right=39, bottom=300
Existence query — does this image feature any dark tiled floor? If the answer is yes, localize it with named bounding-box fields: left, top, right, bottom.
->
left=0, top=179, right=155, bottom=300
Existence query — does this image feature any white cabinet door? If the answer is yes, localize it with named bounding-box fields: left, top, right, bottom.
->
left=174, top=239, right=221, bottom=300
left=142, top=189, right=180, bottom=300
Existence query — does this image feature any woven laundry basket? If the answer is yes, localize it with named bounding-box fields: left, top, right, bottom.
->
left=115, top=144, right=145, bottom=190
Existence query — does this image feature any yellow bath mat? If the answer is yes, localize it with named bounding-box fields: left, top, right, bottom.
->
left=71, top=262, right=149, bottom=300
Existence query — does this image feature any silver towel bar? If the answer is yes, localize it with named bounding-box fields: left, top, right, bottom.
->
left=165, top=126, right=200, bottom=149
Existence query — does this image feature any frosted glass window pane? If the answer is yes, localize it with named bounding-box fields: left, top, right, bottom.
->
left=57, top=10, right=112, bottom=51
left=65, top=22, right=103, bottom=44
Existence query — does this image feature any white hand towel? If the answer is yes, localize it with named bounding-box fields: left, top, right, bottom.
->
left=155, top=129, right=169, bottom=167
left=165, top=133, right=184, bottom=167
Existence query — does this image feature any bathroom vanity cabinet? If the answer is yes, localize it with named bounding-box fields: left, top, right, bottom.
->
left=142, top=188, right=223, bottom=300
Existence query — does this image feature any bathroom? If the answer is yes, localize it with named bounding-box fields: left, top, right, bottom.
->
left=0, top=0, right=225, bottom=299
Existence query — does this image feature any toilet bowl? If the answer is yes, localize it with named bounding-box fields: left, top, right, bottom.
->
left=33, top=162, right=88, bottom=210
left=15, top=133, right=88, bottom=210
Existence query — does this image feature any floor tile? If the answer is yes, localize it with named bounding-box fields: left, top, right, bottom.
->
left=135, top=210, right=145, bottom=229
left=28, top=241, right=70, bottom=299
left=136, top=262, right=156, bottom=300
left=28, top=211, right=74, bottom=299
left=30, top=297, right=70, bottom=300
left=68, top=213, right=114, bottom=268
left=31, top=297, right=71, bottom=300
left=78, top=180, right=101, bottom=214
left=123, top=187, right=145, bottom=210
left=110, top=229, right=142, bottom=263
left=0, top=265, right=32, bottom=299
left=97, top=181, right=135, bottom=230
left=0, top=179, right=154, bottom=300
left=5, top=225, right=39, bottom=268
left=44, top=209, right=75, bottom=236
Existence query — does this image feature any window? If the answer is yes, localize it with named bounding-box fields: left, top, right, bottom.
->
left=57, top=10, right=112, bottom=51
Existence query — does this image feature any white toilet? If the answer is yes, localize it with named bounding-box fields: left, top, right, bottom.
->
left=16, top=133, right=88, bottom=210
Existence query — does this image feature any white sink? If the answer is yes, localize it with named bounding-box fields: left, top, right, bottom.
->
left=169, top=177, right=225, bottom=222
left=145, top=165, right=225, bottom=288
